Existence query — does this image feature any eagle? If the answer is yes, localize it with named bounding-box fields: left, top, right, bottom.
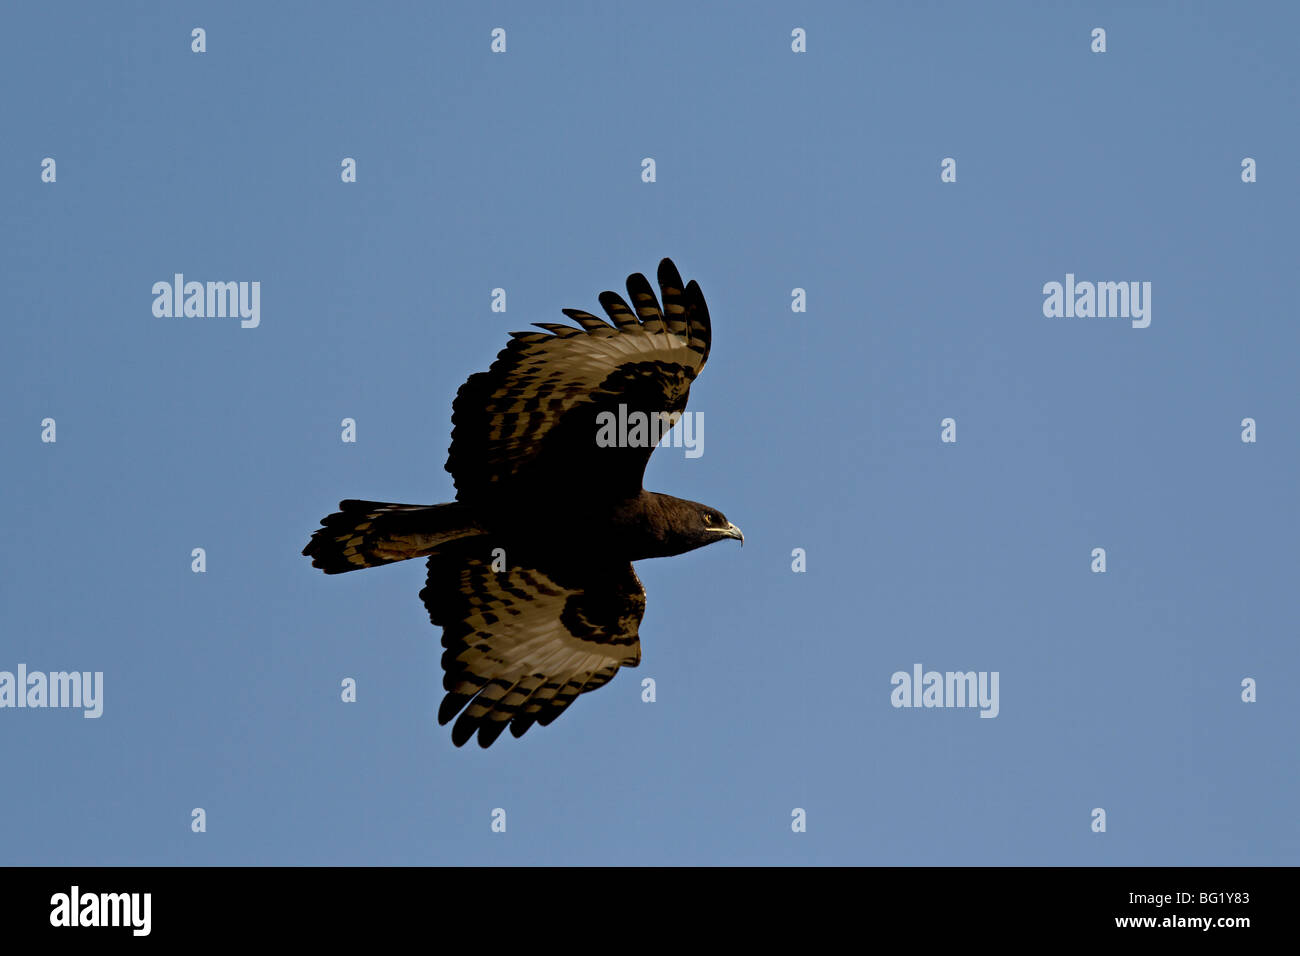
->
left=303, top=259, right=742, bottom=748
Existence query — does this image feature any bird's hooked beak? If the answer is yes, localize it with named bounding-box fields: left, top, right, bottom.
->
left=711, top=522, right=744, bottom=546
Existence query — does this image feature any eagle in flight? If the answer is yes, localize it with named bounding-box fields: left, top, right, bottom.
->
left=303, top=259, right=742, bottom=748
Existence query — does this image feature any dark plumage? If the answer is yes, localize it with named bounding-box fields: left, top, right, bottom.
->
left=303, top=259, right=741, bottom=747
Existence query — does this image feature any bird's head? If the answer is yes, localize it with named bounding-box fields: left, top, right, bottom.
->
left=662, top=498, right=744, bottom=554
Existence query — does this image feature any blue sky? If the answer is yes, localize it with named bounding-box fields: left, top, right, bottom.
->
left=2, top=1, right=1296, bottom=865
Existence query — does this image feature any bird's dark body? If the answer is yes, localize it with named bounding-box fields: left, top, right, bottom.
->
left=303, top=259, right=740, bottom=747
left=475, top=490, right=722, bottom=563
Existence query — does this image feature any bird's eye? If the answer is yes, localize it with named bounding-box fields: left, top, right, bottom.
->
left=704, top=512, right=716, bottom=524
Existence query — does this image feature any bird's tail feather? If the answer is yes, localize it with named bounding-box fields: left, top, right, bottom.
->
left=302, top=500, right=484, bottom=574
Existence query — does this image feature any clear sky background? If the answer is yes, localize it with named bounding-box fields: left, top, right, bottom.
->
left=2, top=2, right=1296, bottom=865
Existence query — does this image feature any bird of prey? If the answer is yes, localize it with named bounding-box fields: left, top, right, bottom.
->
left=303, top=259, right=742, bottom=748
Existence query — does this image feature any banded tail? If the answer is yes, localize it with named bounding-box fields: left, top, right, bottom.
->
left=302, top=500, right=484, bottom=574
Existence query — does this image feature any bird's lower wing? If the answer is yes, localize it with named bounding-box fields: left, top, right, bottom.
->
left=421, top=548, right=645, bottom=748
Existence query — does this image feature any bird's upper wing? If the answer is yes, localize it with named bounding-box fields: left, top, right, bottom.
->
left=421, top=547, right=645, bottom=748
left=444, top=258, right=711, bottom=505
